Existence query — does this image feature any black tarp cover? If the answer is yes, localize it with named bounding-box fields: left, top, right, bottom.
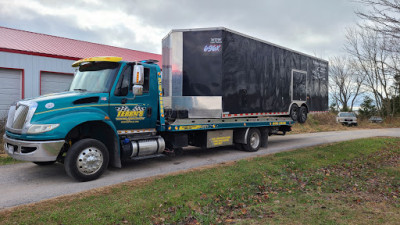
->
left=181, top=29, right=328, bottom=114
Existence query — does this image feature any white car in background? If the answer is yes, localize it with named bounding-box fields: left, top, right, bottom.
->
left=336, top=112, right=358, bottom=126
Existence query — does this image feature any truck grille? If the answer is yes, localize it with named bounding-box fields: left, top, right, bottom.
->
left=11, top=104, right=29, bottom=129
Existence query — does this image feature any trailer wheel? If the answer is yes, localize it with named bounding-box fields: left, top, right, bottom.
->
left=64, top=138, right=109, bottom=182
left=33, top=161, right=56, bottom=166
left=289, top=104, right=299, bottom=121
left=298, top=106, right=308, bottom=123
left=243, top=128, right=262, bottom=152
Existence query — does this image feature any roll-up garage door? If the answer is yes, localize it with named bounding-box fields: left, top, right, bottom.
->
left=0, top=68, right=22, bottom=117
left=40, top=72, right=73, bottom=95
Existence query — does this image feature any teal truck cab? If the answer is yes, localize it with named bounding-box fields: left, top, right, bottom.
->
left=3, top=56, right=294, bottom=181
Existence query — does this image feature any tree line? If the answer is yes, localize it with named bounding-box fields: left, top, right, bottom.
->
left=330, top=0, right=400, bottom=118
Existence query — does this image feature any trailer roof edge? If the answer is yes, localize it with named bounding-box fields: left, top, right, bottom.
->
left=165, top=27, right=328, bottom=63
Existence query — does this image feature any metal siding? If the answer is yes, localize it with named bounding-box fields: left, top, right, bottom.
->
left=0, top=68, right=21, bottom=116
left=0, top=51, right=75, bottom=99
left=41, top=72, right=73, bottom=95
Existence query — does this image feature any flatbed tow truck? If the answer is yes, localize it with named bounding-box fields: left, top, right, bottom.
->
left=3, top=28, right=328, bottom=181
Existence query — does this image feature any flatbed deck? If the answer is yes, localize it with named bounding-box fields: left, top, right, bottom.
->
left=162, top=117, right=294, bottom=132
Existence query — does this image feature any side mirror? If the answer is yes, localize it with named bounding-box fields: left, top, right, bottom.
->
left=133, top=65, right=144, bottom=85
left=133, top=85, right=143, bottom=96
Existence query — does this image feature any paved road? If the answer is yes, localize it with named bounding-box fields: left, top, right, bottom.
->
left=1, top=128, right=399, bottom=210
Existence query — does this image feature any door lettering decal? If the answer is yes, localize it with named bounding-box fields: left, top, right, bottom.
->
left=115, top=105, right=146, bottom=123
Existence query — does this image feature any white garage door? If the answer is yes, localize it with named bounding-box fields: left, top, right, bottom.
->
left=0, top=68, right=22, bottom=117
left=41, top=72, right=73, bottom=95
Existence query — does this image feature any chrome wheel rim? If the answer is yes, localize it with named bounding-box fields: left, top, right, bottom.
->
left=77, top=147, right=103, bottom=175
left=250, top=132, right=260, bottom=149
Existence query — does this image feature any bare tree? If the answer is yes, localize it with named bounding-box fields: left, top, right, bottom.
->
left=356, top=0, right=400, bottom=52
left=329, top=56, right=363, bottom=111
left=345, top=27, right=396, bottom=115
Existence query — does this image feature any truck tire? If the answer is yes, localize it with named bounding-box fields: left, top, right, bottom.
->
left=33, top=161, right=56, bottom=166
left=289, top=104, right=299, bottom=121
left=243, top=128, right=262, bottom=152
left=298, top=106, right=308, bottom=124
left=64, top=138, right=109, bottom=182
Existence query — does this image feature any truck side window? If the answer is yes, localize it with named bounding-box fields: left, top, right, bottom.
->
left=115, top=65, right=132, bottom=96
left=143, top=68, right=150, bottom=93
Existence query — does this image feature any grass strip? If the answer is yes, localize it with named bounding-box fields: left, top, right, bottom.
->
left=0, top=137, right=399, bottom=224
left=0, top=154, right=21, bottom=165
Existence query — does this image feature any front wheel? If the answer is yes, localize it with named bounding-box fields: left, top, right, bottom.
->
left=64, top=139, right=109, bottom=182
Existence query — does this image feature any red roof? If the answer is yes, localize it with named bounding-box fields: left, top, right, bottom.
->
left=0, top=26, right=162, bottom=66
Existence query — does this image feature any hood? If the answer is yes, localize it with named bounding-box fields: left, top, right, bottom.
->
left=32, top=91, right=109, bottom=115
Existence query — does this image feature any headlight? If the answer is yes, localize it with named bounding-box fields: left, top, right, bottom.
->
left=27, top=124, right=59, bottom=134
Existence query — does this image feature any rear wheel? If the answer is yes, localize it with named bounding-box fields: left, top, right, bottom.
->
left=243, top=128, right=262, bottom=152
left=64, top=138, right=109, bottom=182
left=298, top=106, right=308, bottom=123
left=289, top=104, right=299, bottom=121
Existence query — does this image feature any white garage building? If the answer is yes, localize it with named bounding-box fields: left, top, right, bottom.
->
left=0, top=26, right=162, bottom=116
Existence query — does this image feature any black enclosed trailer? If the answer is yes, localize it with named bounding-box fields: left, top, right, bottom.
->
left=162, top=27, right=328, bottom=123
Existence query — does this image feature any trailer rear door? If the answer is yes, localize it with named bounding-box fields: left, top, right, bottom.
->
left=292, top=70, right=307, bottom=101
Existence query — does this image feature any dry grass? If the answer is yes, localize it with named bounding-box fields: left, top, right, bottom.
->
left=291, top=113, right=400, bottom=134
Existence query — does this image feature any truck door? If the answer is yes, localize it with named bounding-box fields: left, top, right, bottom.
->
left=109, top=64, right=157, bottom=132
left=291, top=70, right=307, bottom=102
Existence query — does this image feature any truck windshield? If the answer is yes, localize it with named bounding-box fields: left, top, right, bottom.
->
left=69, top=62, right=120, bottom=93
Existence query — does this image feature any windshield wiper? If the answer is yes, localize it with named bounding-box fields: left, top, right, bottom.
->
left=74, top=89, right=87, bottom=92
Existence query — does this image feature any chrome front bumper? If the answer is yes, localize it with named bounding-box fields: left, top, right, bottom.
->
left=3, top=134, right=65, bottom=162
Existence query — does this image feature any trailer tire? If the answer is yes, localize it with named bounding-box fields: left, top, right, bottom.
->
left=243, top=128, right=262, bottom=152
left=289, top=104, right=299, bottom=121
left=64, top=138, right=109, bottom=182
left=33, top=161, right=56, bottom=166
left=298, top=106, right=308, bottom=124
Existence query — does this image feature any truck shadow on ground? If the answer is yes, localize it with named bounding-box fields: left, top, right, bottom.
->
left=118, top=146, right=239, bottom=168
left=6, top=136, right=303, bottom=183
left=115, top=135, right=301, bottom=173
left=2, top=163, right=72, bottom=183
